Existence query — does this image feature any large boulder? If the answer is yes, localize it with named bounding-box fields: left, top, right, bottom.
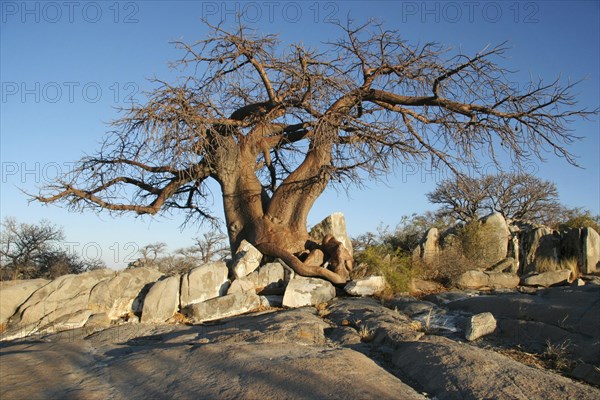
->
left=282, top=276, right=336, bottom=308
left=0, top=279, right=49, bottom=325
left=141, top=275, right=180, bottom=323
left=520, top=269, right=572, bottom=287
left=231, top=240, right=263, bottom=278
left=488, top=257, right=516, bottom=273
left=180, top=262, right=229, bottom=308
left=479, top=212, right=510, bottom=267
left=37, top=309, right=94, bottom=335
left=507, top=235, right=520, bottom=273
left=88, top=267, right=163, bottom=319
left=344, top=276, right=386, bottom=296
left=454, top=270, right=520, bottom=290
left=309, top=212, right=353, bottom=255
left=183, top=291, right=261, bottom=323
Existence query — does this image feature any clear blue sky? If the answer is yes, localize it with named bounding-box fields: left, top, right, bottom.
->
left=1, top=1, right=599, bottom=268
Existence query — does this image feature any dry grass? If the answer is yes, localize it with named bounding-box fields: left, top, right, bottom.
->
left=417, top=221, right=507, bottom=285
left=408, top=320, right=423, bottom=331
left=169, top=312, right=192, bottom=325
left=488, top=341, right=575, bottom=374
left=352, top=248, right=414, bottom=294
left=417, top=308, right=436, bottom=333
left=543, top=340, right=573, bottom=371
left=357, top=324, right=375, bottom=343
left=494, top=346, right=547, bottom=369
left=535, top=257, right=579, bottom=280
left=315, top=303, right=331, bottom=318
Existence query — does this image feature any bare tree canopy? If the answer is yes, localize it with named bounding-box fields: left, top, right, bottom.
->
left=428, top=172, right=564, bottom=223
left=427, top=176, right=493, bottom=222
left=33, top=20, right=597, bottom=284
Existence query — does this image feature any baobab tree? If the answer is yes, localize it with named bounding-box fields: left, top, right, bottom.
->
left=34, top=21, right=596, bottom=284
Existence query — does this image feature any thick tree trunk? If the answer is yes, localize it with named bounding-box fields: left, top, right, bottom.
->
left=214, top=135, right=350, bottom=284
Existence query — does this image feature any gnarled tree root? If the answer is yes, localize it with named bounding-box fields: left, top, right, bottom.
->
left=255, top=242, right=348, bottom=285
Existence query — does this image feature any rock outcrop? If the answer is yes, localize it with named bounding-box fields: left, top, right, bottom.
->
left=2, top=269, right=114, bottom=339
left=231, top=240, right=263, bottom=278
left=479, top=212, right=511, bottom=267
left=88, top=267, right=163, bottom=319
left=413, top=227, right=441, bottom=265
left=520, top=269, right=572, bottom=287
left=227, top=262, right=286, bottom=295
left=582, top=227, right=600, bottom=273
left=0, top=279, right=49, bottom=325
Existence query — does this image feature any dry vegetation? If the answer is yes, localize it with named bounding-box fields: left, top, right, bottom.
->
left=535, top=257, right=580, bottom=278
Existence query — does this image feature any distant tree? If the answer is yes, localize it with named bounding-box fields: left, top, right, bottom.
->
left=0, top=217, right=104, bottom=280
left=428, top=173, right=563, bottom=223
left=0, top=218, right=64, bottom=275
left=138, top=242, right=167, bottom=265
left=426, top=177, right=493, bottom=222
left=486, top=173, right=562, bottom=222
left=189, top=231, right=230, bottom=263
left=33, top=20, right=596, bottom=284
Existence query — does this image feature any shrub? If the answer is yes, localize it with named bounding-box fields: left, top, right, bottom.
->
left=415, top=221, right=502, bottom=285
left=560, top=209, right=600, bottom=233
left=352, top=246, right=414, bottom=294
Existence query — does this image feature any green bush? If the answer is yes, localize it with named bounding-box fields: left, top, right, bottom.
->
left=352, top=246, right=414, bottom=294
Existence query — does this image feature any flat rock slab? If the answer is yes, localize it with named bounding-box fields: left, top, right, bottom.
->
left=445, top=285, right=600, bottom=338
left=393, top=335, right=600, bottom=400
left=0, top=324, right=425, bottom=400
left=520, top=269, right=572, bottom=287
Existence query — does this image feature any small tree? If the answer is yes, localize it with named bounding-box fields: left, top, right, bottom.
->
left=33, top=20, right=596, bottom=284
